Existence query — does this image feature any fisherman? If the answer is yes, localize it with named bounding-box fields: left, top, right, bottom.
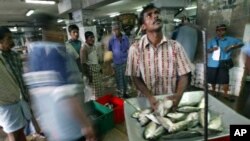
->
left=126, top=4, right=193, bottom=110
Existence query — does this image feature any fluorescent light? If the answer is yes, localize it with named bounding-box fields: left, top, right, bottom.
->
left=9, top=27, right=17, bottom=32
left=62, top=26, right=66, bottom=29
left=173, top=18, right=181, bottom=22
left=38, top=28, right=42, bottom=30
left=25, top=0, right=56, bottom=5
left=26, top=10, right=34, bottom=16
left=57, top=19, right=64, bottom=23
left=185, top=6, right=197, bottom=10
left=109, top=12, right=120, bottom=18
left=136, top=8, right=143, bottom=12
left=93, top=19, right=96, bottom=22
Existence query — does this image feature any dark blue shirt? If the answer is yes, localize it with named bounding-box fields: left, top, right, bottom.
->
left=108, top=34, right=130, bottom=65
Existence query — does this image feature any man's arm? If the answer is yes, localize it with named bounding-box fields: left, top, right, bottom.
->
left=132, top=76, right=158, bottom=111
left=175, top=74, right=188, bottom=105
left=225, top=43, right=244, bottom=52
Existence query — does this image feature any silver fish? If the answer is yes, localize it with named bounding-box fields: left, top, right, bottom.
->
left=145, top=114, right=160, bottom=124
left=154, top=126, right=166, bottom=139
left=144, top=121, right=157, bottom=139
left=131, top=111, right=141, bottom=119
left=166, top=112, right=186, bottom=122
left=199, top=108, right=211, bottom=128
left=138, top=115, right=150, bottom=126
left=159, top=129, right=202, bottom=140
left=178, top=91, right=204, bottom=107
left=198, top=98, right=205, bottom=109
left=177, top=106, right=201, bottom=113
left=160, top=117, right=174, bottom=131
left=208, top=115, right=223, bottom=132
left=186, top=112, right=199, bottom=128
left=141, top=108, right=152, bottom=114
left=168, top=120, right=190, bottom=133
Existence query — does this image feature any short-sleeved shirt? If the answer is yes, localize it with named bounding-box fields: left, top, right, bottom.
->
left=207, top=36, right=242, bottom=68
left=108, top=34, right=130, bottom=65
left=80, top=43, right=100, bottom=65
left=126, top=35, right=193, bottom=95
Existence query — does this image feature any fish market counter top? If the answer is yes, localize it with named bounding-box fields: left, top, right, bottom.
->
left=124, top=92, right=250, bottom=141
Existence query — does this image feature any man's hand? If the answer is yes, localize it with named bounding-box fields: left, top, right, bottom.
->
left=148, top=95, right=159, bottom=111
left=82, top=126, right=97, bottom=141
left=167, top=94, right=182, bottom=111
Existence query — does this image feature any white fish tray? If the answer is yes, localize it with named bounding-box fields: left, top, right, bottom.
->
left=124, top=91, right=250, bottom=141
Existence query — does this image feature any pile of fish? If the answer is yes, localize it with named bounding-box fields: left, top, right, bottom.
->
left=131, top=91, right=223, bottom=140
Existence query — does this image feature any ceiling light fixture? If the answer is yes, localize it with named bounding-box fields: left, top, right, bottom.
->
left=136, top=8, right=143, bottom=12
left=25, top=0, right=56, bottom=5
left=185, top=6, right=197, bottom=10
left=57, top=19, right=64, bottom=23
left=26, top=10, right=34, bottom=16
left=109, top=12, right=120, bottom=18
left=9, top=27, right=18, bottom=32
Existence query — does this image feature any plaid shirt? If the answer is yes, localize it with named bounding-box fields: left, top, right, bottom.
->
left=1, top=51, right=29, bottom=102
left=126, top=35, right=193, bottom=95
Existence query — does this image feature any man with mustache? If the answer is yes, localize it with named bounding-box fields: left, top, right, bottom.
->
left=126, top=4, right=193, bottom=110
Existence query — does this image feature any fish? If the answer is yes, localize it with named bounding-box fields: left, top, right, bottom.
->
left=153, top=126, right=166, bottom=139
left=138, top=114, right=150, bottom=126
left=186, top=112, right=199, bottom=128
left=131, top=111, right=141, bottom=119
left=140, top=108, right=153, bottom=115
left=159, top=129, right=202, bottom=140
left=178, top=91, right=204, bottom=107
left=166, top=112, right=186, bottom=122
left=159, top=117, right=173, bottom=131
left=168, top=120, right=190, bottom=133
left=199, top=108, right=211, bottom=128
left=177, top=106, right=201, bottom=113
left=163, top=99, right=173, bottom=109
left=208, top=115, right=223, bottom=132
left=143, top=121, right=157, bottom=139
left=198, top=98, right=205, bottom=108
left=145, top=114, right=160, bottom=124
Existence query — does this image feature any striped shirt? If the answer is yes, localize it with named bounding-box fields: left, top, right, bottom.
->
left=126, top=35, right=193, bottom=95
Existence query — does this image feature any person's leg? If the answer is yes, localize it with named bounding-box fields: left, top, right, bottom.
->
left=217, top=68, right=234, bottom=101
left=7, top=128, right=26, bottom=141
left=114, top=64, right=123, bottom=96
left=207, top=67, right=218, bottom=96
left=121, top=63, right=129, bottom=98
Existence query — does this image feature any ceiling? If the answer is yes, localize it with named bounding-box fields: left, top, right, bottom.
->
left=0, top=0, right=61, bottom=27
left=0, top=0, right=196, bottom=28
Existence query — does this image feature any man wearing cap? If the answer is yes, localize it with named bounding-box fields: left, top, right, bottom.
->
left=108, top=22, right=130, bottom=98
left=207, top=24, right=244, bottom=101
left=80, top=31, right=104, bottom=98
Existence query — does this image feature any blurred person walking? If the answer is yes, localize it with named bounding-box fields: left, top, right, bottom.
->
left=24, top=26, right=97, bottom=141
